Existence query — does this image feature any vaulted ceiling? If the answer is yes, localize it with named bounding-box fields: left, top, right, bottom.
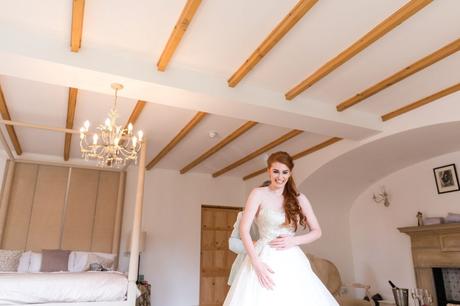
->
left=0, top=0, right=458, bottom=179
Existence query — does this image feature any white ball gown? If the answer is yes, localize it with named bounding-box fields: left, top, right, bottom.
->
left=223, top=206, right=339, bottom=306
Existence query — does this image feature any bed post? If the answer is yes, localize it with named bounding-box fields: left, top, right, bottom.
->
left=127, top=141, right=146, bottom=305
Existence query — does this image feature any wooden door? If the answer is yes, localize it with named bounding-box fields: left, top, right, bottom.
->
left=200, top=205, right=241, bottom=306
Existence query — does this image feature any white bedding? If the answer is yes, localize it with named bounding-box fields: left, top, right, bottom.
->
left=0, top=271, right=128, bottom=305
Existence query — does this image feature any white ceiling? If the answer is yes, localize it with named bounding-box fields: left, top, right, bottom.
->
left=0, top=74, right=332, bottom=177
left=0, top=0, right=459, bottom=179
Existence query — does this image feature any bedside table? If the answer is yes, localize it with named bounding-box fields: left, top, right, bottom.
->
left=136, top=282, right=151, bottom=306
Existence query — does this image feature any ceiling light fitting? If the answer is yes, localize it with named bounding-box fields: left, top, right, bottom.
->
left=79, top=83, right=144, bottom=167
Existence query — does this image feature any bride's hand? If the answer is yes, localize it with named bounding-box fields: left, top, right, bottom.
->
left=252, top=260, right=275, bottom=289
left=269, top=234, right=296, bottom=250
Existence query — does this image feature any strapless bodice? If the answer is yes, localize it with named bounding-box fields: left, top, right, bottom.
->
left=255, top=207, right=294, bottom=243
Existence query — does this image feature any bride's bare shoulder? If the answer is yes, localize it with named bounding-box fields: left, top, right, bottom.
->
left=253, top=186, right=269, bottom=194
left=297, top=192, right=305, bottom=197
left=297, top=192, right=313, bottom=206
left=248, top=186, right=268, bottom=199
left=297, top=192, right=309, bottom=201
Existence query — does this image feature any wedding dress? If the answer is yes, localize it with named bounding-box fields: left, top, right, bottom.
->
left=223, top=206, right=339, bottom=306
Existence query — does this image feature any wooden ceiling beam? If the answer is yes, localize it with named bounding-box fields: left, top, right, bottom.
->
left=227, top=0, right=318, bottom=87
left=70, top=0, right=86, bottom=52
left=381, top=83, right=460, bottom=122
left=125, top=100, right=147, bottom=128
left=242, top=167, right=268, bottom=181
left=285, top=0, right=432, bottom=101
left=146, top=111, right=207, bottom=170
left=243, top=137, right=342, bottom=180
left=337, top=38, right=460, bottom=112
left=180, top=121, right=257, bottom=174
left=157, top=0, right=202, bottom=71
left=291, top=137, right=342, bottom=159
left=64, top=88, right=78, bottom=161
left=117, top=100, right=147, bottom=148
left=0, top=86, right=22, bottom=155
left=212, top=129, right=303, bottom=178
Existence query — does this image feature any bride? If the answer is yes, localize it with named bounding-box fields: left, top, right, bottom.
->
left=223, top=151, right=338, bottom=306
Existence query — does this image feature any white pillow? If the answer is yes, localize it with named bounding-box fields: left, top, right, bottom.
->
left=68, top=251, right=76, bottom=271
left=69, top=251, right=116, bottom=272
left=17, top=251, right=31, bottom=272
left=28, top=252, right=42, bottom=272
left=68, top=251, right=87, bottom=272
left=91, top=252, right=116, bottom=270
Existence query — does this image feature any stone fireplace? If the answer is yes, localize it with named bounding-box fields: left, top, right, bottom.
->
left=399, top=223, right=460, bottom=306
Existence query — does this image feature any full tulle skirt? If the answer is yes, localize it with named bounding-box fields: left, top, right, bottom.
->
left=223, top=244, right=339, bottom=306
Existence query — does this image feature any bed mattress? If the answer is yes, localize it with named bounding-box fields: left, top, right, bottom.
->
left=0, top=271, right=128, bottom=304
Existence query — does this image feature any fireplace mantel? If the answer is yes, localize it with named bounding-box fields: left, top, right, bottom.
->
left=399, top=223, right=460, bottom=306
left=399, top=223, right=460, bottom=235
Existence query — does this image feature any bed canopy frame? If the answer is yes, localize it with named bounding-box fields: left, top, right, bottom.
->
left=0, top=119, right=146, bottom=306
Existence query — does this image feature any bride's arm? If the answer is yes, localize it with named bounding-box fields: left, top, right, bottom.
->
left=239, top=189, right=260, bottom=260
left=293, top=193, right=322, bottom=245
left=269, top=193, right=322, bottom=249
left=240, top=188, right=275, bottom=289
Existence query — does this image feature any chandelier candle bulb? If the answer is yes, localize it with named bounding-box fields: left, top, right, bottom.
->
left=93, top=134, right=98, bottom=145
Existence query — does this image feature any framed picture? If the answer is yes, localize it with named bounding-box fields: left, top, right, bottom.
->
left=433, top=164, right=460, bottom=194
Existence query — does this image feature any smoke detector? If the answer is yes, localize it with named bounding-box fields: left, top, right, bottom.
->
left=208, top=131, right=219, bottom=139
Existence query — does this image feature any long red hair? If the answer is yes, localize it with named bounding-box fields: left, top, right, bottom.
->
left=267, top=151, right=307, bottom=231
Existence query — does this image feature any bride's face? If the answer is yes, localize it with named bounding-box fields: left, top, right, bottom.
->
left=268, top=161, right=291, bottom=189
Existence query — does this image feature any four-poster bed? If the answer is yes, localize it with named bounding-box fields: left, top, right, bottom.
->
left=0, top=118, right=147, bottom=306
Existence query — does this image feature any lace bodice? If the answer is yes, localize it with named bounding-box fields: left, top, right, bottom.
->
left=255, top=207, right=294, bottom=243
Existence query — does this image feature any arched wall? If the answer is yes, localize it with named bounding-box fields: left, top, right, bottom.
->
left=296, top=121, right=460, bottom=285
left=350, top=150, right=460, bottom=299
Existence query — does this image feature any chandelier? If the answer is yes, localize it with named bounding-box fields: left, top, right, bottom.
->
left=79, top=83, right=144, bottom=168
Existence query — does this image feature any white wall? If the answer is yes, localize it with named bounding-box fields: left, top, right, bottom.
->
left=119, top=167, right=246, bottom=306
left=297, top=176, right=356, bottom=285
left=350, top=150, right=460, bottom=299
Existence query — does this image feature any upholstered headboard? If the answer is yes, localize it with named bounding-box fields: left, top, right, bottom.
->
left=0, top=161, right=125, bottom=257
